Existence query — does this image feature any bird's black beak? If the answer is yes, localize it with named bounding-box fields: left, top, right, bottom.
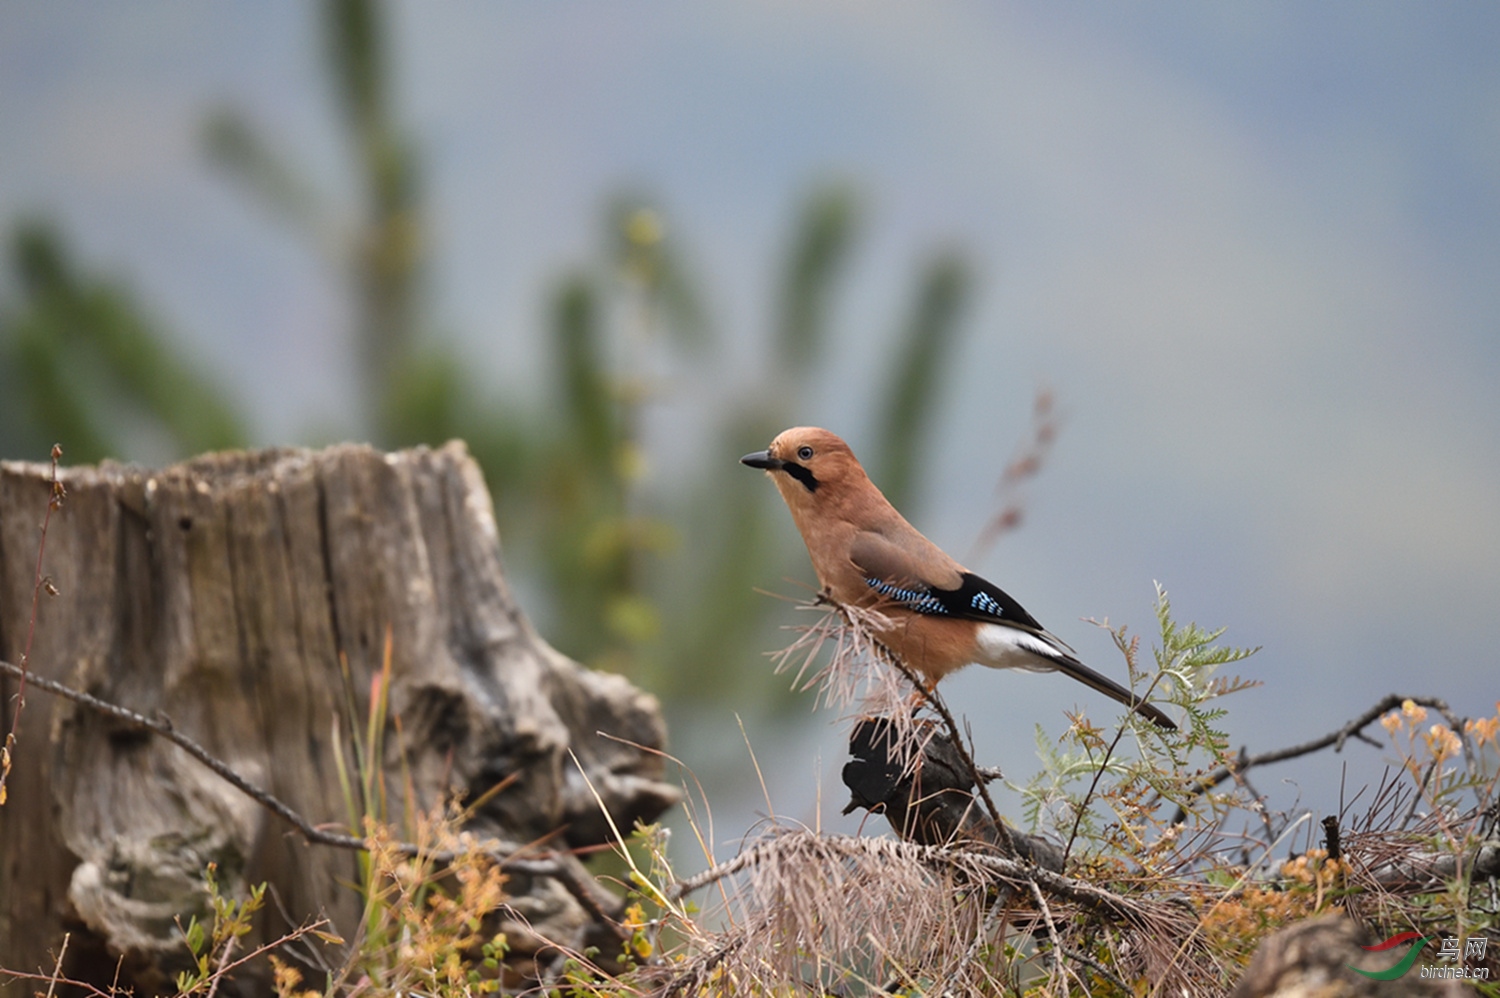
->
left=740, top=450, right=781, bottom=471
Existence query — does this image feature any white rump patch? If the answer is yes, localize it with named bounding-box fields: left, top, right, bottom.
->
left=974, top=623, right=1066, bottom=673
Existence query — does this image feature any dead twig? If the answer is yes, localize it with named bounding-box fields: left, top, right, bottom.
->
left=878, top=640, right=1017, bottom=856
left=1171, top=694, right=1460, bottom=824
left=43, top=932, right=68, bottom=998
left=968, top=387, right=1060, bottom=565
left=2, top=921, right=327, bottom=998
left=0, top=443, right=65, bottom=807
left=671, top=829, right=1159, bottom=929
left=202, top=934, right=236, bottom=998
left=1028, top=876, right=1073, bottom=992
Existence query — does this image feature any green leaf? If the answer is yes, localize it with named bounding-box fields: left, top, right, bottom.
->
left=184, top=916, right=204, bottom=955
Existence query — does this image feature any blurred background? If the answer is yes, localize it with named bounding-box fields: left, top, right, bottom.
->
left=2, top=2, right=1498, bottom=861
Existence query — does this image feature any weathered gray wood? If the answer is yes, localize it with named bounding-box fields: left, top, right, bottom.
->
left=0, top=442, right=679, bottom=994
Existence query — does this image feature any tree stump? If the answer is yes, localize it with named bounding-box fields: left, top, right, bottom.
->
left=0, top=442, right=680, bottom=994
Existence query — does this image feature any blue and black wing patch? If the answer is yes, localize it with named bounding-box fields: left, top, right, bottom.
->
left=863, top=579, right=948, bottom=615
left=864, top=571, right=1045, bottom=631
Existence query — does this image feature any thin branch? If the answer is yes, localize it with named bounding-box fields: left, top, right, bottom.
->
left=179, top=918, right=332, bottom=998
left=0, top=443, right=65, bottom=806
left=1063, top=666, right=1171, bottom=865
left=967, top=386, right=1060, bottom=565
left=1, top=656, right=358, bottom=846
left=43, top=932, right=68, bottom=998
left=2, top=922, right=327, bottom=998
left=15, top=444, right=65, bottom=715
left=1062, top=944, right=1133, bottom=993
left=1171, top=694, right=1457, bottom=824
left=0, top=969, right=113, bottom=998
left=1028, top=877, right=1072, bottom=992
left=202, top=934, right=236, bottom=998
left=936, top=891, right=1009, bottom=993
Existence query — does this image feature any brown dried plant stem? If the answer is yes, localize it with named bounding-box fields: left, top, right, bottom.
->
left=968, top=386, right=1059, bottom=566
left=1028, top=877, right=1070, bottom=989
left=670, top=831, right=1161, bottom=930
left=0, top=443, right=65, bottom=805
left=43, top=931, right=67, bottom=998
left=1171, top=694, right=1466, bottom=824
left=0, top=656, right=626, bottom=934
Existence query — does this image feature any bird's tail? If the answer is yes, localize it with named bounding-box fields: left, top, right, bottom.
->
left=974, top=622, right=1177, bottom=730
left=1049, top=654, right=1176, bottom=730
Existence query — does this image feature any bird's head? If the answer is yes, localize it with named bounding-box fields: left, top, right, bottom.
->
left=740, top=427, right=867, bottom=509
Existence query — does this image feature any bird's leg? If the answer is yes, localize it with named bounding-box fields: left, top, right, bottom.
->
left=903, top=671, right=940, bottom=715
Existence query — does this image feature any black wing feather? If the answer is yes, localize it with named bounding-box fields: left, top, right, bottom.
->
left=865, top=571, right=1045, bottom=631
left=863, top=570, right=1177, bottom=729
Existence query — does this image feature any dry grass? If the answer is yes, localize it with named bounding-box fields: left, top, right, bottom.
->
left=6, top=505, right=1497, bottom=997
left=603, top=594, right=1500, bottom=997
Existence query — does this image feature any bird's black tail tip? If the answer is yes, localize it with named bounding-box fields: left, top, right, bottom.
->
left=1134, top=700, right=1177, bottom=731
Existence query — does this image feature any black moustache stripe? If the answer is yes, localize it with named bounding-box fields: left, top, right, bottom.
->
left=780, top=460, right=819, bottom=493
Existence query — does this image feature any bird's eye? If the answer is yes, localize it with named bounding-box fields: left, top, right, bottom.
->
left=797, top=446, right=814, bottom=461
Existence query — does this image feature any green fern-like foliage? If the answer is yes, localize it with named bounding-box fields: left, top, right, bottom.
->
left=1016, top=583, right=1261, bottom=857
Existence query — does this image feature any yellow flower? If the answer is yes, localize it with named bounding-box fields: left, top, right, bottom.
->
left=1380, top=711, right=1403, bottom=734
left=1425, top=723, right=1461, bottom=762
left=1401, top=699, right=1428, bottom=723
left=1465, top=715, right=1499, bottom=747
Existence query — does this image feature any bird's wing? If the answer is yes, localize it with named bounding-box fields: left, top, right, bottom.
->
left=849, top=532, right=1045, bottom=632
left=851, top=532, right=1174, bottom=729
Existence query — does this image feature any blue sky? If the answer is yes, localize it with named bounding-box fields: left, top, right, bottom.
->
left=4, top=2, right=1499, bottom=846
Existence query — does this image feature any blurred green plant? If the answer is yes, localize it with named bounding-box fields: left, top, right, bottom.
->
left=0, top=0, right=980, bottom=716
left=202, top=0, right=434, bottom=445
left=199, top=0, right=982, bottom=705
left=0, top=223, right=246, bottom=464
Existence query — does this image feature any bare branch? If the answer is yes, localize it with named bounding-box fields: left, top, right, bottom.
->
left=1171, top=694, right=1460, bottom=823
left=0, top=443, right=65, bottom=806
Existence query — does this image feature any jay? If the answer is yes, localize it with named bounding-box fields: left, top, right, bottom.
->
left=742, top=426, right=1175, bottom=730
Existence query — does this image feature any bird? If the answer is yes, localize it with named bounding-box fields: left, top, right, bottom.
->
left=741, top=426, right=1176, bottom=730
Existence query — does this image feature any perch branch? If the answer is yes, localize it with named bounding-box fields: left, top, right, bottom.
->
left=811, top=593, right=1017, bottom=856
left=670, top=830, right=1157, bottom=928
left=880, top=645, right=1015, bottom=856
